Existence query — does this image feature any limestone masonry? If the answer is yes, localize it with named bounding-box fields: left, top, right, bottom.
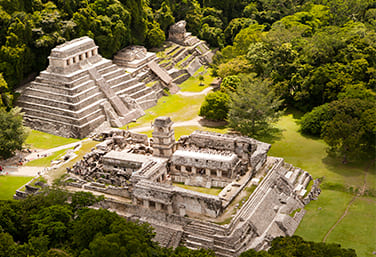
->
left=17, top=21, right=214, bottom=138
left=61, top=117, right=320, bottom=256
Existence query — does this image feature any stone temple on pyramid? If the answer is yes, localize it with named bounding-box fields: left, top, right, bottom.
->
left=18, top=21, right=214, bottom=138
left=17, top=37, right=158, bottom=138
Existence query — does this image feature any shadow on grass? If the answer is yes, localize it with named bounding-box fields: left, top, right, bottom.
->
left=255, top=127, right=284, bottom=144
left=199, top=118, right=228, bottom=128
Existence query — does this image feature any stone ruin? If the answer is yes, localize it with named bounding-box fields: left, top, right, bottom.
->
left=17, top=37, right=155, bottom=138
left=18, top=21, right=215, bottom=138
left=62, top=117, right=321, bottom=256
left=169, top=20, right=199, bottom=46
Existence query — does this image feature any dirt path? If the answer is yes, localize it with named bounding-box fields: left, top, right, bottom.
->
left=322, top=159, right=374, bottom=242
left=176, top=86, right=213, bottom=96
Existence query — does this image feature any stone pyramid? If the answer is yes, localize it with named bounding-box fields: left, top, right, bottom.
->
left=17, top=37, right=159, bottom=138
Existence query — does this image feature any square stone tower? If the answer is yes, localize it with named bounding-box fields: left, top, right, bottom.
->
left=152, top=117, right=175, bottom=157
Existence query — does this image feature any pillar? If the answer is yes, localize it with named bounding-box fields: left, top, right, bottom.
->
left=192, top=167, right=196, bottom=174
left=167, top=205, right=173, bottom=214
left=143, top=199, right=149, bottom=208
left=181, top=166, right=186, bottom=172
left=216, top=170, right=222, bottom=177
left=156, top=202, right=161, bottom=211
left=206, top=168, right=210, bottom=176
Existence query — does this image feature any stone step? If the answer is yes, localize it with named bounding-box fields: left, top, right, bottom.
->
left=18, top=98, right=107, bottom=118
left=174, top=48, right=189, bottom=63
left=166, top=45, right=180, bottom=55
left=97, top=63, right=119, bottom=75
left=23, top=112, right=106, bottom=138
left=172, top=72, right=190, bottom=84
left=233, top=159, right=284, bottom=225
left=168, top=69, right=186, bottom=79
left=101, top=67, right=127, bottom=81
left=116, top=82, right=147, bottom=97
left=111, top=77, right=140, bottom=93
left=19, top=91, right=104, bottom=111
left=31, top=77, right=96, bottom=95
left=180, top=53, right=197, bottom=68
left=172, top=47, right=185, bottom=59
left=23, top=85, right=101, bottom=103
left=129, top=86, right=154, bottom=100
left=21, top=105, right=104, bottom=126
left=106, top=72, right=131, bottom=87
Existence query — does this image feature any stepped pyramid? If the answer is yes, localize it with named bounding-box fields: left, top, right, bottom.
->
left=18, top=37, right=159, bottom=138
left=113, top=21, right=215, bottom=95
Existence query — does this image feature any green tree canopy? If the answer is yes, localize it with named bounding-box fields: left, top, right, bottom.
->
left=228, top=76, right=283, bottom=138
left=199, top=91, right=230, bottom=121
left=0, top=107, right=28, bottom=159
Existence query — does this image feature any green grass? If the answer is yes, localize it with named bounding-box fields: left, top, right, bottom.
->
left=270, top=114, right=375, bottom=256
left=269, top=114, right=370, bottom=189
left=25, top=148, right=72, bottom=167
left=123, top=94, right=206, bottom=129
left=295, top=189, right=354, bottom=241
left=25, top=130, right=80, bottom=149
left=0, top=176, right=32, bottom=200
left=325, top=196, right=376, bottom=257
left=179, top=67, right=215, bottom=92
left=173, top=183, right=222, bottom=195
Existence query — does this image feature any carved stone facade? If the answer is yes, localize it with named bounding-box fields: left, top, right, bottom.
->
left=63, top=117, right=320, bottom=256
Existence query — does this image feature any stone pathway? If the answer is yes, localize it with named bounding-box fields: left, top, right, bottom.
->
left=322, top=159, right=374, bottom=242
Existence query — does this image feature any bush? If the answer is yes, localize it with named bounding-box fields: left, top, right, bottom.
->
left=199, top=91, right=230, bottom=121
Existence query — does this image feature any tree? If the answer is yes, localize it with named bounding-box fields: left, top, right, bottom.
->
left=228, top=76, right=283, bottom=138
left=220, top=75, right=241, bottom=92
left=199, top=91, right=230, bottom=121
left=0, top=107, right=28, bottom=159
left=321, top=98, right=375, bottom=163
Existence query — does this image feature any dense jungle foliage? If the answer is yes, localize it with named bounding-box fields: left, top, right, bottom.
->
left=0, top=189, right=357, bottom=256
left=0, top=0, right=375, bottom=160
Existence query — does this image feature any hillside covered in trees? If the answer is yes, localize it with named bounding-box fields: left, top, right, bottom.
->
left=0, top=0, right=375, bottom=157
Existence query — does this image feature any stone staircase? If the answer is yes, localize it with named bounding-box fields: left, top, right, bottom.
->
left=18, top=45, right=155, bottom=138
left=178, top=157, right=316, bottom=256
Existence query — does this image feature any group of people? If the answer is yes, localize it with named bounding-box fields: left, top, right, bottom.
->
left=0, top=165, right=8, bottom=175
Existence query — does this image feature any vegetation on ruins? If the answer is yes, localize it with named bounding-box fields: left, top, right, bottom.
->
left=0, top=189, right=357, bottom=257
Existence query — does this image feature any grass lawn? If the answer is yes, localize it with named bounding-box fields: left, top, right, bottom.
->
left=25, top=130, right=80, bottom=149
left=294, top=189, right=353, bottom=241
left=0, top=176, right=32, bottom=200
left=173, top=183, right=222, bottom=195
left=179, top=66, right=215, bottom=92
left=270, top=114, right=376, bottom=255
left=123, top=94, right=206, bottom=129
left=325, top=196, right=376, bottom=257
left=269, top=114, right=370, bottom=189
left=26, top=148, right=72, bottom=167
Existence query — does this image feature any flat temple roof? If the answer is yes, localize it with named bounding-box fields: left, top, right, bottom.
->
left=103, top=151, right=150, bottom=163
left=172, top=150, right=237, bottom=163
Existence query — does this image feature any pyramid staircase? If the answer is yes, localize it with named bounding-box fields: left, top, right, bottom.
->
left=17, top=37, right=157, bottom=138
